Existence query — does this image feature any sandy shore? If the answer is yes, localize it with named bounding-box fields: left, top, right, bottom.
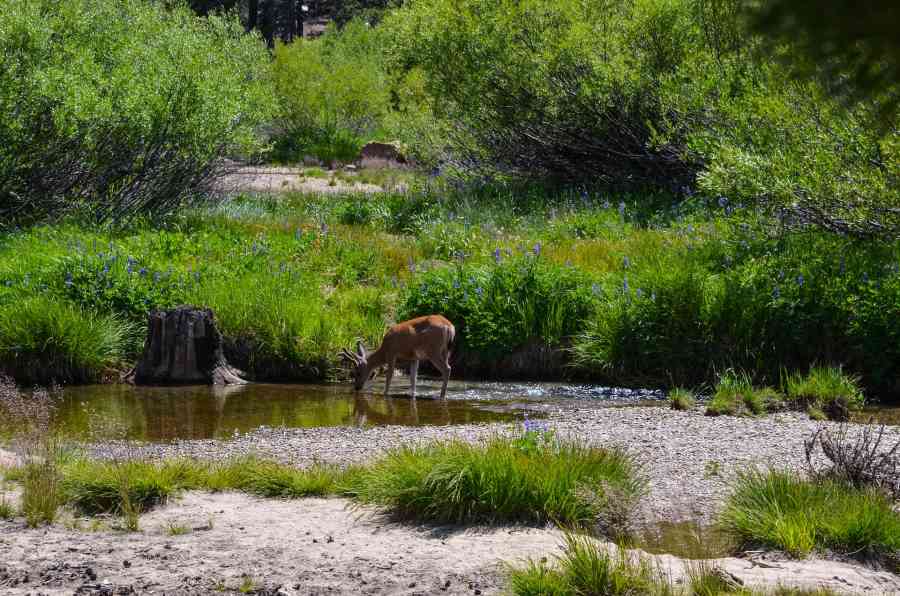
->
left=1, top=491, right=898, bottom=595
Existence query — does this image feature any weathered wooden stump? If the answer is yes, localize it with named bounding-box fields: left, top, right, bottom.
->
left=128, top=306, right=247, bottom=386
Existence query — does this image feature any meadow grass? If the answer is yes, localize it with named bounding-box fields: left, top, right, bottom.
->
left=669, top=388, right=696, bottom=411
left=343, top=434, right=644, bottom=529
left=720, top=469, right=900, bottom=560
left=1, top=188, right=899, bottom=394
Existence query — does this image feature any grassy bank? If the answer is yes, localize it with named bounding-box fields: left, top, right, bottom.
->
left=1, top=187, right=899, bottom=399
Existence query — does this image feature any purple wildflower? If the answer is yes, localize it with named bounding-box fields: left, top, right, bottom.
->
left=533, top=242, right=542, bottom=257
left=796, top=274, right=804, bottom=287
left=493, top=248, right=502, bottom=264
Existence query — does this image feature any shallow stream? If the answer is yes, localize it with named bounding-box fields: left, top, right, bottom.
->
left=41, top=379, right=664, bottom=442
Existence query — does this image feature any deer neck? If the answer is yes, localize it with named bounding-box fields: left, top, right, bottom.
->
left=364, top=346, right=388, bottom=372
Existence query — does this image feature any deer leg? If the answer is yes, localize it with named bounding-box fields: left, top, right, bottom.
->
left=430, top=355, right=451, bottom=400
left=384, top=358, right=396, bottom=397
left=409, top=359, right=419, bottom=398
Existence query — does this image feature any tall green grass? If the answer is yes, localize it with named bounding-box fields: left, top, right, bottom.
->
left=706, top=372, right=780, bottom=417
left=720, top=469, right=900, bottom=560
left=344, top=434, right=643, bottom=529
left=0, top=297, right=134, bottom=384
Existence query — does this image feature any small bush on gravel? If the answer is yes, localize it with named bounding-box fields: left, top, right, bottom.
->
left=784, top=367, right=865, bottom=421
left=61, top=459, right=201, bottom=515
left=669, top=388, right=695, bottom=411
left=204, top=457, right=350, bottom=498
left=706, top=373, right=778, bottom=417
left=509, top=534, right=673, bottom=596
left=343, top=433, right=644, bottom=529
left=720, top=469, right=900, bottom=560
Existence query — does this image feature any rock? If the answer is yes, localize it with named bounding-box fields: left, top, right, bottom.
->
left=126, top=306, right=247, bottom=386
left=359, top=142, right=407, bottom=169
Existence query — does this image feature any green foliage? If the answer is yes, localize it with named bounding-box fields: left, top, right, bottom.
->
left=706, top=372, right=778, bottom=417
left=0, top=493, right=12, bottom=520
left=21, top=460, right=63, bottom=527
left=204, top=457, right=347, bottom=498
left=669, top=388, right=695, bottom=411
left=61, top=459, right=199, bottom=515
left=344, top=434, right=644, bottom=528
left=784, top=367, right=865, bottom=415
left=721, top=469, right=900, bottom=559
left=400, top=257, right=596, bottom=371
left=509, top=534, right=674, bottom=596
left=0, top=297, right=135, bottom=384
left=0, top=0, right=273, bottom=223
left=272, top=21, right=390, bottom=163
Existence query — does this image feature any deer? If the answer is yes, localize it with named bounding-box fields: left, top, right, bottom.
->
left=340, top=315, right=455, bottom=399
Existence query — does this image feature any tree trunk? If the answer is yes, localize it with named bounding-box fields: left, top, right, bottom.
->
left=248, top=0, right=259, bottom=31
left=128, top=306, right=247, bottom=386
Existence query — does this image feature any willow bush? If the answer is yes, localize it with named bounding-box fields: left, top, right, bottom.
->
left=0, top=0, right=273, bottom=224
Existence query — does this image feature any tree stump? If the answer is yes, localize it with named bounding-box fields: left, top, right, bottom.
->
left=128, top=306, right=247, bottom=386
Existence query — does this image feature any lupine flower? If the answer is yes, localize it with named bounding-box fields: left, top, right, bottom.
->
left=636, top=288, right=643, bottom=298
left=475, top=286, right=483, bottom=297
left=65, top=273, right=74, bottom=286
left=493, top=248, right=502, bottom=264
left=618, top=201, right=626, bottom=216
left=623, top=256, right=630, bottom=269
left=407, top=258, right=416, bottom=273
left=533, top=242, right=542, bottom=256
left=862, top=272, right=869, bottom=283
left=718, top=196, right=728, bottom=208
left=453, top=279, right=461, bottom=289
left=778, top=269, right=785, bottom=280
left=139, top=268, right=148, bottom=277
left=602, top=200, right=611, bottom=209
left=153, top=272, right=161, bottom=282
left=796, top=274, right=804, bottom=287
left=772, top=286, right=780, bottom=299
left=592, top=283, right=602, bottom=296
left=623, top=276, right=629, bottom=293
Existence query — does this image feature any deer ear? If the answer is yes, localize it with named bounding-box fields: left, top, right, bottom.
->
left=356, top=340, right=366, bottom=359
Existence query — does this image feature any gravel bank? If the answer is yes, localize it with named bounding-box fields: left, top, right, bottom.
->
left=85, top=405, right=900, bottom=524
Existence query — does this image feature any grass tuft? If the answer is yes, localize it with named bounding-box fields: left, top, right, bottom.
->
left=720, top=469, right=900, bottom=559
left=669, top=388, right=695, bottom=411
left=784, top=367, right=864, bottom=420
left=344, top=434, right=644, bottom=530
left=706, top=372, right=778, bottom=417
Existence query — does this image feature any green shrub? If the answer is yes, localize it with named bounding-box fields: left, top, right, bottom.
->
left=0, top=0, right=272, bottom=224
left=0, top=297, right=134, bottom=384
left=721, top=469, right=900, bottom=559
left=509, top=534, right=674, bottom=596
left=61, top=459, right=202, bottom=515
left=669, top=388, right=695, bottom=411
left=784, top=367, right=865, bottom=418
left=20, top=460, right=63, bottom=527
left=400, top=257, right=596, bottom=375
left=344, top=434, right=643, bottom=529
left=705, top=373, right=776, bottom=417
left=272, top=21, right=390, bottom=163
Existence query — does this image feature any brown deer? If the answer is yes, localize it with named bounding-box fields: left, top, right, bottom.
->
left=340, top=315, right=455, bottom=399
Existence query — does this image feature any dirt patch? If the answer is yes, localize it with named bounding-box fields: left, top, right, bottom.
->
left=216, top=166, right=382, bottom=195
left=1, top=492, right=897, bottom=595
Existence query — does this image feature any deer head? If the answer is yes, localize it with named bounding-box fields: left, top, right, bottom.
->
left=339, top=340, right=375, bottom=391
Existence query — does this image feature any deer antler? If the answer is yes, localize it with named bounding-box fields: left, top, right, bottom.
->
left=339, top=348, right=359, bottom=364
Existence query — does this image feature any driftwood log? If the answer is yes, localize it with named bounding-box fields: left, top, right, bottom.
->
left=127, top=306, right=246, bottom=386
